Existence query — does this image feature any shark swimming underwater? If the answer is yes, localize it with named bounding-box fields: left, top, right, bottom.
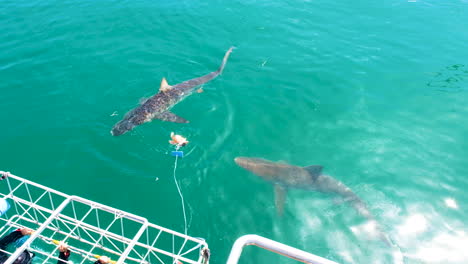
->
left=111, top=47, right=234, bottom=136
left=234, top=157, right=400, bottom=251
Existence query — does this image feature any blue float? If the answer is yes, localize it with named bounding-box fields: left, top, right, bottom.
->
left=171, top=151, right=184, bottom=157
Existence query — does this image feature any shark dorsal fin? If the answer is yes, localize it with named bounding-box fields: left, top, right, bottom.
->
left=160, top=77, right=172, bottom=92
left=303, top=165, right=323, bottom=181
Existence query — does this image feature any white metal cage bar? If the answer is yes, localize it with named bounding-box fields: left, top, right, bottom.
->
left=0, top=171, right=209, bottom=264
left=226, top=235, right=339, bottom=264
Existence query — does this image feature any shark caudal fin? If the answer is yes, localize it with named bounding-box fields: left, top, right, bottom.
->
left=303, top=165, right=323, bottom=181
left=217, top=47, right=235, bottom=74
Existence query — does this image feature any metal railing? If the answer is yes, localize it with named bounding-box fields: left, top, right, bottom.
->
left=227, top=234, right=339, bottom=264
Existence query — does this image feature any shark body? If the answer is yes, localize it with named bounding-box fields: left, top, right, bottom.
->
left=111, top=47, right=234, bottom=136
left=234, top=157, right=395, bottom=247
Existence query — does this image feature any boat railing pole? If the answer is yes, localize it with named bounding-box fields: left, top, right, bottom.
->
left=226, top=234, right=339, bottom=264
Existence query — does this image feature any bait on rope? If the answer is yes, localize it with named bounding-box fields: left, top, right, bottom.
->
left=168, top=132, right=189, bottom=236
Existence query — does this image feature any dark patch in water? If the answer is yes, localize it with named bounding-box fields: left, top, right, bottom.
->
left=427, top=64, right=468, bottom=93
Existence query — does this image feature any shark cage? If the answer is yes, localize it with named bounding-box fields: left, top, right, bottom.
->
left=0, top=171, right=209, bottom=264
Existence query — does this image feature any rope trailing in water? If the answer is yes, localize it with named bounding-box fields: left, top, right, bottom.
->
left=172, top=145, right=188, bottom=236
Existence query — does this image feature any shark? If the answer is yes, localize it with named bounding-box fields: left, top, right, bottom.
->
left=111, top=47, right=234, bottom=136
left=234, top=157, right=398, bottom=249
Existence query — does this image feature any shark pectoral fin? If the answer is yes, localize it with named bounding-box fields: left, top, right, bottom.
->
left=154, top=111, right=189, bottom=123
left=274, top=184, right=287, bottom=216
left=303, top=165, right=323, bottom=181
left=160, top=77, right=172, bottom=92
left=139, top=97, right=149, bottom=104
left=333, top=197, right=355, bottom=205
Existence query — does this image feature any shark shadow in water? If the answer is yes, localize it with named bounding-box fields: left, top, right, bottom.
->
left=234, top=156, right=401, bottom=252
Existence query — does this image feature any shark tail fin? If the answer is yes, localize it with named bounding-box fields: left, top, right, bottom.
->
left=303, top=165, right=323, bottom=181
left=217, top=47, right=235, bottom=74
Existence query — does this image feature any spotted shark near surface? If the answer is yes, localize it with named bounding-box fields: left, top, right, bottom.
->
left=233, top=157, right=401, bottom=252
left=111, top=47, right=234, bottom=136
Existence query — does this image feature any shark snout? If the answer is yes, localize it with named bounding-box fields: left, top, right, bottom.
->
left=111, top=120, right=134, bottom=136
left=234, top=157, right=266, bottom=172
left=111, top=125, right=126, bottom=136
left=110, top=128, right=123, bottom=136
left=234, top=157, right=250, bottom=168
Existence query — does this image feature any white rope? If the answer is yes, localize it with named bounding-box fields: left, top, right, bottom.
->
left=173, top=154, right=188, bottom=236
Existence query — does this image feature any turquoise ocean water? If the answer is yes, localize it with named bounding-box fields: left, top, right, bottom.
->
left=1, top=0, right=468, bottom=263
